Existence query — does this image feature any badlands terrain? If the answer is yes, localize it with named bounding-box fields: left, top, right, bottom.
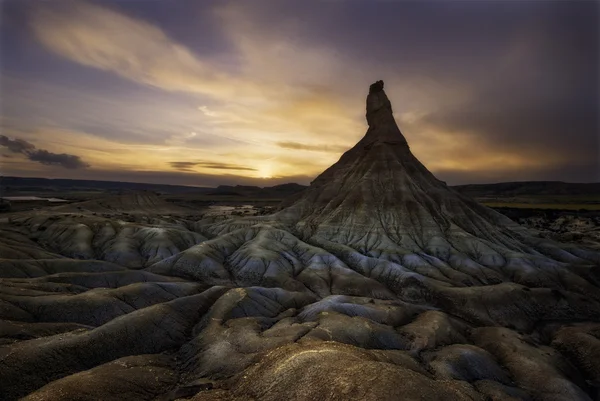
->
left=1, top=81, right=600, bottom=400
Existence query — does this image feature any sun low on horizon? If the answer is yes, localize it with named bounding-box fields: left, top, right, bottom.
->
left=1, top=0, right=598, bottom=187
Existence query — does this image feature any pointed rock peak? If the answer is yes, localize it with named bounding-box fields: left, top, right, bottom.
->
left=369, top=80, right=385, bottom=94
left=364, top=80, right=408, bottom=146
left=366, top=80, right=391, bottom=125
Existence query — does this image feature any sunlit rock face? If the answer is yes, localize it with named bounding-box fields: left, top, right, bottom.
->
left=2, top=82, right=600, bottom=401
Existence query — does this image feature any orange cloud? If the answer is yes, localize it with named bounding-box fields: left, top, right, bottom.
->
left=30, top=1, right=262, bottom=99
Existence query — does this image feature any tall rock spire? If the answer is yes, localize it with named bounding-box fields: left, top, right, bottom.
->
left=363, top=80, right=408, bottom=146
left=366, top=80, right=392, bottom=126
left=277, top=80, right=537, bottom=259
left=274, top=80, right=599, bottom=269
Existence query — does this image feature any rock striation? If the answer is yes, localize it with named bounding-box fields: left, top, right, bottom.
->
left=1, top=81, right=600, bottom=400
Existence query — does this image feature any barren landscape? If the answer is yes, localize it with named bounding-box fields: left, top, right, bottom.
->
left=1, top=82, right=599, bottom=400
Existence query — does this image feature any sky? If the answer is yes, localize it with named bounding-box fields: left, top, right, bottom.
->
left=0, top=0, right=598, bottom=187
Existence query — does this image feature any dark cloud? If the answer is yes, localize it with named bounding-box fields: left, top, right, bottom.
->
left=169, top=162, right=197, bottom=171
left=276, top=142, right=349, bottom=153
left=401, top=0, right=600, bottom=183
left=169, top=161, right=257, bottom=172
left=0, top=135, right=35, bottom=153
left=27, top=149, right=90, bottom=169
left=0, top=135, right=89, bottom=169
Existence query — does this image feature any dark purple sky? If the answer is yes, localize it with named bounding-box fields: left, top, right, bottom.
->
left=1, top=0, right=598, bottom=186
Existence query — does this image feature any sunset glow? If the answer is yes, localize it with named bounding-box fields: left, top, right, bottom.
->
left=1, top=0, right=597, bottom=186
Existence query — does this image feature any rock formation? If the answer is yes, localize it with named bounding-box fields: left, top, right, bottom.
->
left=1, top=81, right=600, bottom=400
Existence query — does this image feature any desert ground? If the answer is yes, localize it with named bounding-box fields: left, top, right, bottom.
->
left=1, top=82, right=599, bottom=401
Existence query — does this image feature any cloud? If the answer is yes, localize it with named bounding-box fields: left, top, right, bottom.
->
left=165, top=131, right=198, bottom=147
left=0, top=135, right=35, bottom=153
left=27, top=149, right=90, bottom=169
left=276, top=141, right=349, bottom=153
left=29, top=1, right=258, bottom=99
left=27, top=1, right=334, bottom=103
left=0, top=135, right=90, bottom=169
left=213, top=2, right=350, bottom=87
left=405, top=14, right=599, bottom=183
left=169, top=161, right=257, bottom=172
left=198, top=106, right=217, bottom=117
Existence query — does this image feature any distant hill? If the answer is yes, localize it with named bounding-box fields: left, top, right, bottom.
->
left=451, top=181, right=600, bottom=197
left=3, top=176, right=598, bottom=200
left=210, top=183, right=308, bottom=198
left=0, top=176, right=207, bottom=194
left=0, top=176, right=308, bottom=198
